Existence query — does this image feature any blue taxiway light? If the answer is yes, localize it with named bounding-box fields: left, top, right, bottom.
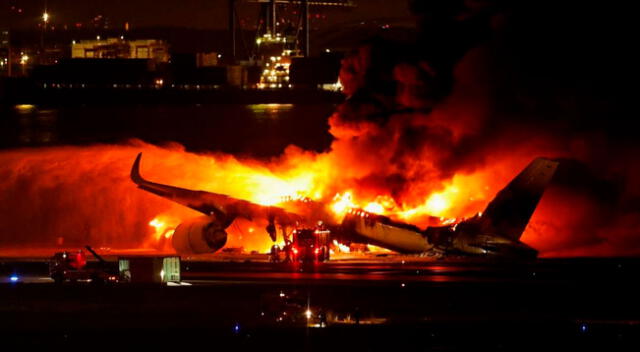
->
left=10, top=275, right=19, bottom=282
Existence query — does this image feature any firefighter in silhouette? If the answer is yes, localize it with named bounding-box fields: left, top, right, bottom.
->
left=282, top=238, right=293, bottom=263
left=269, top=244, right=280, bottom=263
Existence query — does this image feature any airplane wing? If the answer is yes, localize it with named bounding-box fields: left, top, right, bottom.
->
left=130, top=153, right=304, bottom=229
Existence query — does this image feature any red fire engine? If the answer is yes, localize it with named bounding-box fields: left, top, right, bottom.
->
left=289, top=227, right=331, bottom=263
left=49, top=246, right=118, bottom=284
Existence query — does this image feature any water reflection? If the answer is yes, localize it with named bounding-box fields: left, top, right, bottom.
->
left=14, top=104, right=37, bottom=114
left=247, top=104, right=294, bottom=119
left=11, top=104, right=59, bottom=145
left=2, top=103, right=334, bottom=156
left=258, top=289, right=387, bottom=328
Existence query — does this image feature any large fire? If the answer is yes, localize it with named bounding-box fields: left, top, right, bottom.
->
left=0, top=140, right=524, bottom=253
left=1, top=2, right=637, bottom=258
left=142, top=170, right=494, bottom=253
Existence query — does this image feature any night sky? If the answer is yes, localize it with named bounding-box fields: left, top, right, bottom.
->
left=1, top=0, right=412, bottom=30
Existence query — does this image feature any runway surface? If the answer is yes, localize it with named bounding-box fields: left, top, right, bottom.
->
left=1, top=256, right=639, bottom=350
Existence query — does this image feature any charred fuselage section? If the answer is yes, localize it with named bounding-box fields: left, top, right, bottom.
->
left=338, top=158, right=557, bottom=259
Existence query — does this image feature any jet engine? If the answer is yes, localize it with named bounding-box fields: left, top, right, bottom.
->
left=171, top=216, right=228, bottom=254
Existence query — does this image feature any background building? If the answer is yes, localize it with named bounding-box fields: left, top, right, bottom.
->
left=71, top=38, right=169, bottom=63
left=0, top=30, right=9, bottom=76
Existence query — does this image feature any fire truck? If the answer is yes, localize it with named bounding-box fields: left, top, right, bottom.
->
left=290, top=227, right=331, bottom=263
left=49, top=246, right=118, bottom=284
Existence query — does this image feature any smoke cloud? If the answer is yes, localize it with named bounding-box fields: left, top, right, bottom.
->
left=327, top=0, right=639, bottom=256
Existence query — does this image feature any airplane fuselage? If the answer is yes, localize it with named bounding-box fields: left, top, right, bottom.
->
left=339, top=211, right=537, bottom=258
left=340, top=211, right=433, bottom=253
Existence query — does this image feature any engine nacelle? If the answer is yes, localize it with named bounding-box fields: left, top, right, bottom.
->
left=172, top=216, right=228, bottom=254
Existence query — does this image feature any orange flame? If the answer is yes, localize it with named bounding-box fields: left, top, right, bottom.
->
left=148, top=216, right=177, bottom=240
left=331, top=191, right=356, bottom=219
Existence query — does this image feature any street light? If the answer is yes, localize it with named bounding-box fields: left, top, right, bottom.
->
left=40, top=7, right=50, bottom=50
left=20, top=54, right=29, bottom=75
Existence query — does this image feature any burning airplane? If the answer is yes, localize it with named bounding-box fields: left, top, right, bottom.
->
left=132, top=153, right=557, bottom=259
left=1, top=1, right=634, bottom=259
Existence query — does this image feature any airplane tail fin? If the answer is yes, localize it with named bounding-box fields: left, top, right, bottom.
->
left=479, top=158, right=559, bottom=240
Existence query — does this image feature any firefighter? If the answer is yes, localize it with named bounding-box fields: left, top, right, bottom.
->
left=282, top=239, right=293, bottom=263
left=269, top=244, right=280, bottom=263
